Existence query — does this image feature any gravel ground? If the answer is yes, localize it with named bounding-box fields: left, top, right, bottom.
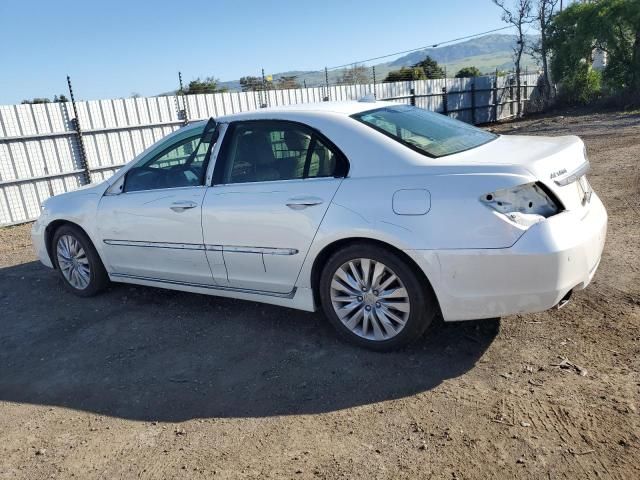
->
left=0, top=109, right=638, bottom=479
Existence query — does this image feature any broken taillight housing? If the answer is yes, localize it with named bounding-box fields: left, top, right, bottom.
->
left=480, top=182, right=560, bottom=228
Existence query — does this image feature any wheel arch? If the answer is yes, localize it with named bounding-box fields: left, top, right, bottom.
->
left=45, top=219, right=95, bottom=269
left=309, top=237, right=440, bottom=313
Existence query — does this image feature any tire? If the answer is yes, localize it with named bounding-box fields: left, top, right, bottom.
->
left=51, top=224, right=109, bottom=297
left=319, top=243, right=437, bottom=351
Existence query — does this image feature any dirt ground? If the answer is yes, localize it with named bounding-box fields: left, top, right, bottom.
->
left=0, top=109, right=638, bottom=480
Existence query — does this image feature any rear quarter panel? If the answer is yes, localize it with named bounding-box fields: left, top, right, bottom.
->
left=296, top=169, right=535, bottom=290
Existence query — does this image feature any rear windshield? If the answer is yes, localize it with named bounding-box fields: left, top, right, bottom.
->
left=351, top=105, right=496, bottom=158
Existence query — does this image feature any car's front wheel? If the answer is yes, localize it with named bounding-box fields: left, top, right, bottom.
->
left=52, top=225, right=109, bottom=297
left=319, top=243, right=437, bottom=351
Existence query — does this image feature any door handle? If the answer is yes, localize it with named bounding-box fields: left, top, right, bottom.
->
left=285, top=197, right=324, bottom=210
left=170, top=201, right=198, bottom=212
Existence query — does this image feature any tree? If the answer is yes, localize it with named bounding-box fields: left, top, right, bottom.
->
left=384, top=56, right=445, bottom=82
left=548, top=0, right=640, bottom=94
left=183, top=77, right=227, bottom=95
left=530, top=0, right=560, bottom=99
left=455, top=66, right=482, bottom=78
left=493, top=0, right=532, bottom=117
left=21, top=97, right=51, bottom=104
left=275, top=75, right=301, bottom=89
left=413, top=56, right=446, bottom=79
left=239, top=76, right=272, bottom=91
left=338, top=65, right=370, bottom=85
left=384, top=67, right=427, bottom=82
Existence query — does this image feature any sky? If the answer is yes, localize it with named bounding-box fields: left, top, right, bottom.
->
left=0, top=0, right=512, bottom=105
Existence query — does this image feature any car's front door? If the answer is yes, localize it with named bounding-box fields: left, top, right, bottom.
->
left=97, top=124, right=224, bottom=285
left=202, top=120, right=348, bottom=294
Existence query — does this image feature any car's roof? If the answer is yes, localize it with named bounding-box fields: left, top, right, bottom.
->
left=215, top=100, right=391, bottom=123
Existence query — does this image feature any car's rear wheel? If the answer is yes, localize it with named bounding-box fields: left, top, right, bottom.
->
left=319, top=243, right=437, bottom=351
left=52, top=225, right=109, bottom=297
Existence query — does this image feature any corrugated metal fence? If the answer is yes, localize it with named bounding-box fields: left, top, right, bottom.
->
left=0, top=73, right=540, bottom=227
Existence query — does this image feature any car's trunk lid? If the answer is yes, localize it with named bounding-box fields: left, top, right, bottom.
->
left=454, top=134, right=591, bottom=211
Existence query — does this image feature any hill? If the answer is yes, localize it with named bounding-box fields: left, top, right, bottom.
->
left=388, top=33, right=539, bottom=67
left=200, top=34, right=541, bottom=93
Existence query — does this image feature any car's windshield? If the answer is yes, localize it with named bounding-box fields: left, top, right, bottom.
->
left=352, top=105, right=496, bottom=158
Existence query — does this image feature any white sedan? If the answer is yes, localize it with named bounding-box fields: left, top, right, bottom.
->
left=32, top=101, right=607, bottom=350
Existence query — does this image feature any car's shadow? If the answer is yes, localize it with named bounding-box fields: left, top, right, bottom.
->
left=0, top=262, right=499, bottom=421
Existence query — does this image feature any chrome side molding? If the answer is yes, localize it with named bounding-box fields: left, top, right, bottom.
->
left=104, top=240, right=298, bottom=255
left=219, top=245, right=299, bottom=256
left=104, top=239, right=205, bottom=250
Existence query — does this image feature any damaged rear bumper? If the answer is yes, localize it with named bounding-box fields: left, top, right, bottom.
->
left=407, top=192, right=607, bottom=321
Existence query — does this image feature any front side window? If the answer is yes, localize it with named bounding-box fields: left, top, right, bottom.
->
left=124, top=134, right=211, bottom=192
left=352, top=105, right=496, bottom=158
left=216, top=121, right=341, bottom=184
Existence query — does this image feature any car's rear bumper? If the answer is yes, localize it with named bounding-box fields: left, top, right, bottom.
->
left=407, top=192, right=607, bottom=321
left=31, top=218, right=54, bottom=269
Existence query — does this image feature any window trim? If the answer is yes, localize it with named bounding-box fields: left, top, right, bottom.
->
left=351, top=106, right=497, bottom=159
left=211, top=119, right=349, bottom=186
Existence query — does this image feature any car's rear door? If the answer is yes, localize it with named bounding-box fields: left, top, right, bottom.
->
left=202, top=120, right=348, bottom=294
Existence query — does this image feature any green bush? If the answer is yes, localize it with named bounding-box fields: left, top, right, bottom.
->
left=558, top=65, right=602, bottom=105
left=455, top=66, right=482, bottom=78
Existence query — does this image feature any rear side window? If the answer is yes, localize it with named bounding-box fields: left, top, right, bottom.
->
left=215, top=121, right=344, bottom=184
left=352, top=105, right=496, bottom=158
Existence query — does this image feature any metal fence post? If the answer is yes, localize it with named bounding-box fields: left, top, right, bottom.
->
left=372, top=65, right=377, bottom=98
left=509, top=76, right=515, bottom=117
left=493, top=69, right=499, bottom=122
left=66, top=75, right=91, bottom=185
left=260, top=68, right=268, bottom=108
left=442, top=85, right=448, bottom=115
left=178, top=71, right=189, bottom=124
left=323, top=67, right=330, bottom=101
left=523, top=66, right=528, bottom=113
left=410, top=88, right=416, bottom=106
left=471, top=81, right=476, bottom=124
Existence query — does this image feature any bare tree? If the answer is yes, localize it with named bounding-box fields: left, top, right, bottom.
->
left=530, top=0, right=560, bottom=100
left=338, top=65, right=370, bottom=85
left=276, top=75, right=301, bottom=89
left=493, top=0, right=532, bottom=117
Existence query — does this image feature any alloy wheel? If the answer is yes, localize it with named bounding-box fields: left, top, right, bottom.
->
left=330, top=258, right=411, bottom=341
left=56, top=234, right=91, bottom=290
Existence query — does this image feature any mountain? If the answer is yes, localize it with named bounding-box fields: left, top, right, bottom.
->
left=388, top=33, right=539, bottom=67
left=181, top=34, right=542, bottom=94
